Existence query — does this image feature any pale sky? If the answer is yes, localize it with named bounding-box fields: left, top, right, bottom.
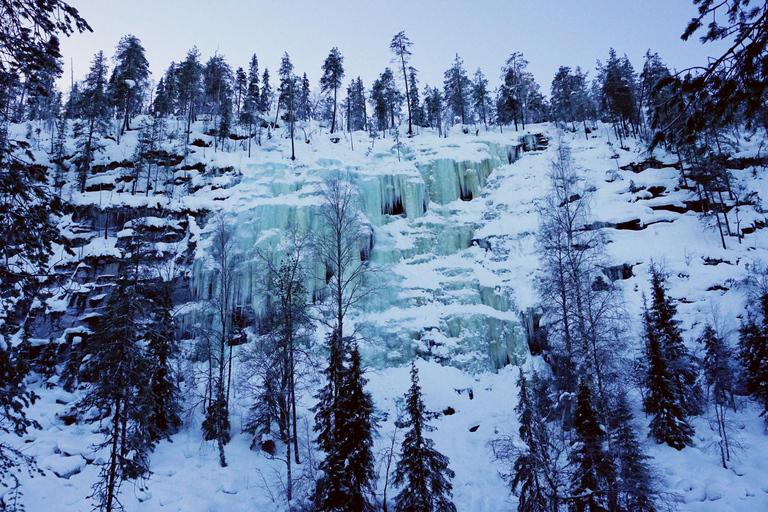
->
left=57, top=0, right=728, bottom=97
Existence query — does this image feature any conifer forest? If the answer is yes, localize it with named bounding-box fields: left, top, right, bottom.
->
left=4, top=1, right=768, bottom=510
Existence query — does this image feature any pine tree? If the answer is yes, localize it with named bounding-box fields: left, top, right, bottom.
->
left=738, top=287, right=768, bottom=418
left=346, top=77, right=367, bottom=132
left=407, top=67, right=423, bottom=128
left=176, top=47, right=203, bottom=146
left=241, top=55, right=261, bottom=154
left=568, top=379, right=614, bottom=512
left=77, top=279, right=158, bottom=512
left=390, top=31, right=414, bottom=135
left=143, top=279, right=181, bottom=440
left=297, top=72, right=311, bottom=121
left=202, top=54, right=234, bottom=151
left=321, top=47, right=345, bottom=133
left=74, top=50, right=110, bottom=193
left=392, top=363, right=456, bottom=512
left=609, top=392, right=658, bottom=512
left=443, top=54, right=471, bottom=126
left=499, top=52, right=529, bottom=130
left=0, top=0, right=88, bottom=494
left=260, top=67, right=273, bottom=116
left=109, top=34, right=149, bottom=135
left=471, top=68, right=490, bottom=131
left=642, top=293, right=694, bottom=450
left=598, top=49, right=638, bottom=144
left=510, top=370, right=554, bottom=512
left=700, top=323, right=735, bottom=468
left=234, top=66, right=247, bottom=124
left=24, top=35, right=63, bottom=126
left=313, top=332, right=349, bottom=510
left=424, top=86, right=443, bottom=136
left=648, top=265, right=701, bottom=416
left=336, top=342, right=378, bottom=511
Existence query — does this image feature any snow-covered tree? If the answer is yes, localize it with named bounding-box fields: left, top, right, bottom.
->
left=109, top=34, right=149, bottom=135
left=443, top=54, right=471, bottom=126
left=321, top=47, right=344, bottom=133
left=392, top=363, right=456, bottom=512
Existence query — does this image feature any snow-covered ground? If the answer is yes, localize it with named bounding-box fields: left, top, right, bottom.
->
left=8, top=118, right=768, bottom=510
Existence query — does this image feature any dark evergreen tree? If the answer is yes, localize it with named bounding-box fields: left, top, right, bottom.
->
left=642, top=286, right=695, bottom=450
left=346, top=77, right=367, bottom=132
left=471, top=68, right=490, bottom=130
left=392, top=363, right=456, bottom=512
left=551, top=66, right=593, bottom=138
left=234, top=66, right=247, bottom=124
left=320, top=341, right=378, bottom=512
left=390, top=31, right=414, bottom=135
left=77, top=279, right=158, bottom=512
left=371, top=75, right=389, bottom=133
left=176, top=47, right=203, bottom=146
left=74, top=50, right=110, bottom=193
left=0, top=0, right=88, bottom=494
left=648, top=265, right=701, bottom=416
left=738, top=289, right=768, bottom=417
left=510, top=370, right=554, bottom=512
left=24, top=35, right=63, bottom=126
left=678, top=0, right=768, bottom=131
left=321, top=47, right=345, bottom=133
left=568, top=379, right=614, bottom=512
left=313, top=332, right=349, bottom=510
left=109, top=34, right=150, bottom=135
left=296, top=72, right=311, bottom=121
left=241, top=55, right=261, bottom=154
left=202, top=54, right=234, bottom=151
left=499, top=52, right=529, bottom=130
left=700, top=323, right=735, bottom=468
left=443, top=54, right=471, bottom=125
left=424, top=85, right=443, bottom=136
left=143, top=279, right=181, bottom=440
left=260, top=67, right=273, bottom=116
left=408, top=67, right=423, bottom=128
left=152, top=77, right=171, bottom=117
left=598, top=49, right=638, bottom=144
left=609, top=392, right=658, bottom=512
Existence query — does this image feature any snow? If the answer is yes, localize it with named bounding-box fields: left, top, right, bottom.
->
left=8, top=116, right=768, bottom=511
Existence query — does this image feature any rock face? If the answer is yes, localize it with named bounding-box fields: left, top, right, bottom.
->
left=29, top=125, right=549, bottom=372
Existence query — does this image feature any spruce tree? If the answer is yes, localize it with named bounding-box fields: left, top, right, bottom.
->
left=77, top=279, right=158, bottom=512
left=143, top=279, right=182, bottom=440
left=700, top=323, right=735, bottom=468
left=321, top=47, right=345, bottom=133
left=339, top=342, right=378, bottom=511
left=408, top=67, right=423, bottom=128
left=609, top=392, right=658, bottom=512
left=642, top=297, right=694, bottom=450
left=74, top=50, right=110, bottom=193
left=648, top=265, right=701, bottom=416
left=392, top=363, right=456, bottom=512
left=568, top=379, right=614, bottom=512
left=390, top=31, right=414, bottom=135
left=260, top=67, right=273, bottom=116
left=738, top=291, right=768, bottom=417
left=109, top=34, right=150, bottom=135
left=511, top=370, right=553, bottom=512
left=443, top=54, right=471, bottom=125
left=472, top=68, right=490, bottom=130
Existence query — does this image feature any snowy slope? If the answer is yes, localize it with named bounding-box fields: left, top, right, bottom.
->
left=8, top=119, right=768, bottom=511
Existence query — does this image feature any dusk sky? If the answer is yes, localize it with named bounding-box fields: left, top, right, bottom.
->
left=57, top=0, right=729, bottom=96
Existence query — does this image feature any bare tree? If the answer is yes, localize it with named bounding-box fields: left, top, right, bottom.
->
left=536, top=139, right=625, bottom=408
left=200, top=213, right=242, bottom=467
left=314, top=174, right=374, bottom=341
left=246, top=232, right=315, bottom=503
